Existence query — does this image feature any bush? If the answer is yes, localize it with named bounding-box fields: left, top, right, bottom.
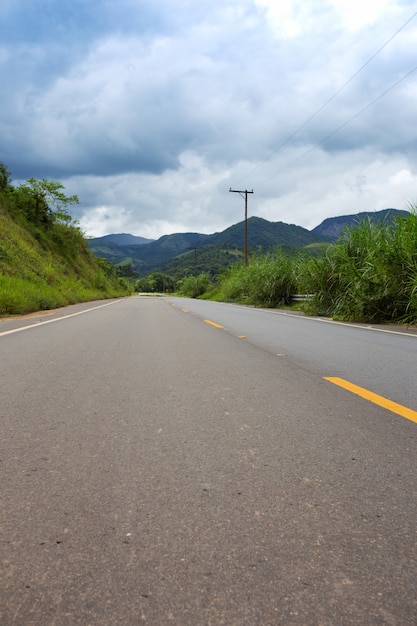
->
left=212, top=249, right=297, bottom=307
left=177, top=273, right=212, bottom=298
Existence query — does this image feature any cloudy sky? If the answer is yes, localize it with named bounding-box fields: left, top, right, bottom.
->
left=1, top=0, right=416, bottom=239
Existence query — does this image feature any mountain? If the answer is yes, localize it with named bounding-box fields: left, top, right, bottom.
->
left=312, top=208, right=409, bottom=242
left=87, top=208, right=410, bottom=277
left=205, top=216, right=323, bottom=249
left=87, top=216, right=322, bottom=277
left=160, top=246, right=244, bottom=278
left=90, top=233, right=154, bottom=246
left=88, top=231, right=211, bottom=275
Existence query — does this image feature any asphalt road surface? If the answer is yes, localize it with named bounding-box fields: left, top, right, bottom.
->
left=1, top=296, right=416, bottom=625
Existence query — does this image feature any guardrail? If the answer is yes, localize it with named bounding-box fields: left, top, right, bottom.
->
left=291, top=294, right=314, bottom=302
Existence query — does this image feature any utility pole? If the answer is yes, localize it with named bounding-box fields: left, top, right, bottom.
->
left=229, top=188, right=254, bottom=266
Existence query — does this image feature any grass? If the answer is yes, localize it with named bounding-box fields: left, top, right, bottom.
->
left=298, top=211, right=417, bottom=324
left=197, top=249, right=297, bottom=307
left=191, top=210, right=417, bottom=325
left=0, top=206, right=130, bottom=316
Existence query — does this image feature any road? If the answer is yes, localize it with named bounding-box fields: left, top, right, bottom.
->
left=1, top=296, right=416, bottom=625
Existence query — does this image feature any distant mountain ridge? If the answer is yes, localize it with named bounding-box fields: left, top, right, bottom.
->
left=203, top=216, right=323, bottom=249
left=87, top=208, right=409, bottom=276
left=87, top=216, right=322, bottom=276
left=91, top=233, right=154, bottom=246
left=312, top=208, right=409, bottom=241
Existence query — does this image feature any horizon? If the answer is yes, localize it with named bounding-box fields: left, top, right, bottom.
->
left=90, top=207, right=406, bottom=240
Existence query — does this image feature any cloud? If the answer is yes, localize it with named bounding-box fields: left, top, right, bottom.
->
left=1, top=0, right=417, bottom=238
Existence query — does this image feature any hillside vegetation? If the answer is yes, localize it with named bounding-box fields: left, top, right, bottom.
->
left=3, top=155, right=414, bottom=325
left=0, top=163, right=130, bottom=316
left=181, top=210, right=417, bottom=325
left=87, top=216, right=324, bottom=277
left=88, top=211, right=407, bottom=280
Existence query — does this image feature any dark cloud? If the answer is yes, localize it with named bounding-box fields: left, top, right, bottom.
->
left=1, top=0, right=416, bottom=237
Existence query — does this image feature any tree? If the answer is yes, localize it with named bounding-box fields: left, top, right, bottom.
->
left=177, top=273, right=212, bottom=298
left=116, top=263, right=139, bottom=280
left=146, top=272, right=174, bottom=292
left=0, top=162, right=12, bottom=192
left=19, top=178, right=79, bottom=226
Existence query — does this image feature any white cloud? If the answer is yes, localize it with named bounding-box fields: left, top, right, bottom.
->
left=328, top=0, right=399, bottom=30
left=1, top=0, right=416, bottom=240
left=256, top=0, right=402, bottom=36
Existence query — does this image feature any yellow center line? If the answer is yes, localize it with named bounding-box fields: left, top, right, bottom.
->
left=182, top=309, right=188, bottom=313
left=324, top=377, right=417, bottom=424
left=204, top=319, right=224, bottom=329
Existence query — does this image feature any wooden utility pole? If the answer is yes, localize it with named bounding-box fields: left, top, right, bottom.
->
left=229, top=188, right=254, bottom=266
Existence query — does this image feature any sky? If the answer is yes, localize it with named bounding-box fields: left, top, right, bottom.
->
left=1, top=0, right=417, bottom=239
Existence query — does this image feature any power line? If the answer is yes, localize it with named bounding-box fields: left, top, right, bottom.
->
left=231, top=10, right=417, bottom=187
left=256, top=64, right=417, bottom=188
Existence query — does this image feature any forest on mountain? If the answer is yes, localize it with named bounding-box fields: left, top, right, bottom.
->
left=88, top=211, right=407, bottom=279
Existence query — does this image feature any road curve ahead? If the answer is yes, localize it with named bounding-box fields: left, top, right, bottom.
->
left=1, top=296, right=416, bottom=625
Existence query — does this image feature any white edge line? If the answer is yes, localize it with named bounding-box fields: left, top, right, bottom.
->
left=299, top=315, right=417, bottom=338
left=255, top=307, right=417, bottom=339
left=0, top=300, right=123, bottom=338
left=167, top=299, right=417, bottom=339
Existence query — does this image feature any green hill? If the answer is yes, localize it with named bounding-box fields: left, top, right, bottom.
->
left=92, top=233, right=154, bottom=246
left=205, top=216, right=322, bottom=249
left=160, top=245, right=243, bottom=279
left=88, top=216, right=322, bottom=277
left=88, top=232, right=211, bottom=275
left=0, top=165, right=130, bottom=316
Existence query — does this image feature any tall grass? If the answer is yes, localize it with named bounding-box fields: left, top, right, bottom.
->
left=298, top=211, right=417, bottom=323
left=198, top=210, right=417, bottom=325
left=214, top=249, right=297, bottom=307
